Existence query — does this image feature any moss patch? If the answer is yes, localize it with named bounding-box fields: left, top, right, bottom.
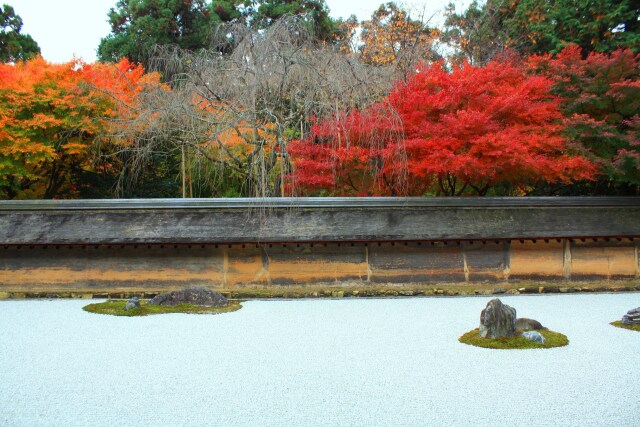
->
left=610, top=321, right=640, bottom=332
left=459, top=328, right=569, bottom=349
left=83, top=299, right=242, bottom=317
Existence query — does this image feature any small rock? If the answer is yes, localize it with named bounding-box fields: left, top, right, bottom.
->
left=399, top=290, right=414, bottom=296
left=124, top=297, right=140, bottom=310
left=506, top=289, right=520, bottom=295
left=351, top=290, right=359, bottom=297
left=479, top=298, right=516, bottom=339
left=331, top=290, right=344, bottom=298
left=538, top=286, right=545, bottom=293
left=492, top=288, right=507, bottom=294
left=522, top=330, right=546, bottom=344
left=515, top=317, right=545, bottom=331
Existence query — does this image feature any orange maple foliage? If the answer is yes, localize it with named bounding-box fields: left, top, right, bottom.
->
left=0, top=57, right=160, bottom=199
left=359, top=3, right=439, bottom=66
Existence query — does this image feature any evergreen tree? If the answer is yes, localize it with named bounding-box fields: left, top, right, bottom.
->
left=0, top=4, right=40, bottom=62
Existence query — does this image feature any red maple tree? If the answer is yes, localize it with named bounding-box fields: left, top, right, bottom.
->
left=289, top=58, right=596, bottom=196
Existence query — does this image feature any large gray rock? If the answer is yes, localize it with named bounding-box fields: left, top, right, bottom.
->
left=622, top=307, right=640, bottom=325
left=522, top=330, right=546, bottom=344
left=479, top=298, right=516, bottom=338
left=515, top=317, right=545, bottom=331
left=148, top=287, right=228, bottom=307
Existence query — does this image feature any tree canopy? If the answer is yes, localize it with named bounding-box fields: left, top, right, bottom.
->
left=98, top=0, right=223, bottom=66
left=0, top=3, right=40, bottom=62
left=289, top=58, right=596, bottom=196
left=0, top=57, right=162, bottom=199
left=97, top=0, right=343, bottom=67
left=444, top=0, right=640, bottom=64
left=2, top=2, right=640, bottom=199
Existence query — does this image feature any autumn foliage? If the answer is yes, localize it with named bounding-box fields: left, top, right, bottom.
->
left=529, top=46, right=640, bottom=192
left=289, top=58, right=596, bottom=196
left=0, top=57, right=160, bottom=198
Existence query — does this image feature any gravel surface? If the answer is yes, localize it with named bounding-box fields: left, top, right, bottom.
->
left=0, top=293, right=638, bottom=426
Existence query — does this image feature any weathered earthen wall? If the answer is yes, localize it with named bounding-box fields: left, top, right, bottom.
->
left=1, top=239, right=637, bottom=294
left=1, top=198, right=639, bottom=295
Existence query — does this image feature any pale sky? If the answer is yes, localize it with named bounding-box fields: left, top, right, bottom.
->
left=9, top=0, right=471, bottom=63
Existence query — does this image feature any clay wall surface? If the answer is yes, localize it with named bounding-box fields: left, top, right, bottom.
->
left=1, top=198, right=639, bottom=294
left=0, top=239, right=637, bottom=294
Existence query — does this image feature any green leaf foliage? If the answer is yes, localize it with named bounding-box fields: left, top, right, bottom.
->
left=98, top=0, right=226, bottom=67
left=252, top=0, right=338, bottom=41
left=444, top=0, right=640, bottom=64
left=0, top=3, right=40, bottom=62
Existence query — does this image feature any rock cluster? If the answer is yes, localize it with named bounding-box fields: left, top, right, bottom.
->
left=148, top=287, right=228, bottom=307
left=622, top=307, right=640, bottom=325
left=479, top=298, right=516, bottom=338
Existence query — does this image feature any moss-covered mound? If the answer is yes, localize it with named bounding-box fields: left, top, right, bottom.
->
left=610, top=321, right=640, bottom=332
left=83, top=299, right=242, bottom=317
left=459, top=328, right=569, bottom=349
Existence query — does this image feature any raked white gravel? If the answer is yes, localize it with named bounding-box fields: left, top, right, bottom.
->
left=1, top=293, right=638, bottom=426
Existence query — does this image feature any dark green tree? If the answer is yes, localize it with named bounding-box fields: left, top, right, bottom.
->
left=442, top=1, right=511, bottom=65
left=251, top=0, right=338, bottom=42
left=506, top=0, right=640, bottom=56
left=443, top=0, right=640, bottom=64
left=98, top=0, right=233, bottom=66
left=210, top=0, right=248, bottom=23
left=0, top=4, right=40, bottom=62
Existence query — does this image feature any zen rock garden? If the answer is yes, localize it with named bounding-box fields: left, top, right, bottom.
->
left=460, top=298, right=569, bottom=349
left=83, top=287, right=241, bottom=317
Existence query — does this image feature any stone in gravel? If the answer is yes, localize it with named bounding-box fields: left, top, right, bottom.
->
left=621, top=307, right=640, bottom=325
left=492, top=288, right=506, bottom=294
left=148, top=287, right=227, bottom=307
left=479, top=298, right=516, bottom=339
left=522, top=331, right=546, bottom=344
left=124, top=297, right=140, bottom=310
left=515, top=318, right=545, bottom=331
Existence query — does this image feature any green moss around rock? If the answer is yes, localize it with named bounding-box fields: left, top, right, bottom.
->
left=83, top=299, right=242, bottom=317
left=459, top=328, right=569, bottom=349
left=610, top=321, right=640, bottom=332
